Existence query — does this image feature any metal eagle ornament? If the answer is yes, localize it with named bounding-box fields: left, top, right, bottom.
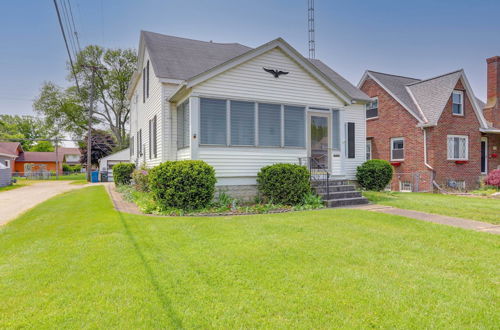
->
left=263, top=67, right=289, bottom=78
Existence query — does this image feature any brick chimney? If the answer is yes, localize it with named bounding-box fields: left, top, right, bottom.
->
left=484, top=56, right=500, bottom=128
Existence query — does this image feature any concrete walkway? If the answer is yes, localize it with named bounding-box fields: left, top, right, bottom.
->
left=353, top=204, right=500, bottom=235
left=0, top=181, right=91, bottom=226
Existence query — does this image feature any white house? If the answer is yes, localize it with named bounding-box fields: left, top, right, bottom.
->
left=127, top=31, right=370, bottom=199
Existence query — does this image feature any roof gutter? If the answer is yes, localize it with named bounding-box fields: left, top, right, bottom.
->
left=422, top=127, right=434, bottom=171
left=480, top=128, right=500, bottom=134
left=168, top=81, right=188, bottom=103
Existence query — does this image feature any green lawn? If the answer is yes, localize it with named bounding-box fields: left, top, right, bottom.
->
left=0, top=187, right=498, bottom=328
left=0, top=183, right=26, bottom=192
left=364, top=191, right=500, bottom=225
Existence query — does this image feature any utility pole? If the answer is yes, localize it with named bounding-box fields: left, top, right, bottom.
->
left=86, top=67, right=96, bottom=182
left=55, top=137, right=59, bottom=179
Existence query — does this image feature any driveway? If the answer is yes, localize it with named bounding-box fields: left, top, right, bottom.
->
left=0, top=181, right=91, bottom=226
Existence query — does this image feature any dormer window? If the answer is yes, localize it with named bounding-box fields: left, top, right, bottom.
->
left=452, top=90, right=464, bottom=115
left=366, top=98, right=378, bottom=119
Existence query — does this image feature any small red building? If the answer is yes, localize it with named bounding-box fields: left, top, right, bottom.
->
left=358, top=56, right=500, bottom=192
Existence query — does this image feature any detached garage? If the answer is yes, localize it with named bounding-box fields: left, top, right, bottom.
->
left=98, top=148, right=130, bottom=182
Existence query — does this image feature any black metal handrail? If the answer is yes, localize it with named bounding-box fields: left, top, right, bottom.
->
left=299, top=156, right=331, bottom=199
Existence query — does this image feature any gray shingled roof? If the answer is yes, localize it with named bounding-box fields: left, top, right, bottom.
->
left=406, top=70, right=463, bottom=125
left=366, top=71, right=424, bottom=121
left=142, top=31, right=369, bottom=102
left=309, top=59, right=370, bottom=101
left=142, top=31, right=252, bottom=80
left=366, top=70, right=485, bottom=125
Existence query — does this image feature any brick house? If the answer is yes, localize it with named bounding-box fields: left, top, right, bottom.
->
left=358, top=56, right=500, bottom=192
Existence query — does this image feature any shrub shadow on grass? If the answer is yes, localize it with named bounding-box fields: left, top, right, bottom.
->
left=116, top=211, right=183, bottom=328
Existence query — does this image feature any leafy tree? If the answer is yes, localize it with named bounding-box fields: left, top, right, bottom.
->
left=30, top=141, right=55, bottom=152
left=79, top=129, right=116, bottom=167
left=33, top=45, right=137, bottom=149
left=0, top=115, right=54, bottom=150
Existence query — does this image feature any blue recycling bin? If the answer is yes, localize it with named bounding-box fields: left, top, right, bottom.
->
left=91, top=171, right=99, bottom=183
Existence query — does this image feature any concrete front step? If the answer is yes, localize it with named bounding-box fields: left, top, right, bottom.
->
left=317, top=191, right=362, bottom=200
left=314, top=184, right=357, bottom=193
left=324, top=197, right=369, bottom=208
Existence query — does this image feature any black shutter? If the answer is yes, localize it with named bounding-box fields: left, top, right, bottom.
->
left=149, top=119, right=152, bottom=159
left=347, top=122, right=355, bottom=159
left=146, top=61, right=150, bottom=98
left=153, top=115, right=157, bottom=158
left=142, top=68, right=146, bottom=103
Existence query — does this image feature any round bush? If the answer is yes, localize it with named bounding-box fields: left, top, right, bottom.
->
left=113, top=163, right=135, bottom=186
left=132, top=168, right=150, bottom=192
left=484, top=169, right=500, bottom=187
left=356, top=159, right=393, bottom=191
left=149, top=160, right=216, bottom=210
left=257, top=163, right=310, bottom=205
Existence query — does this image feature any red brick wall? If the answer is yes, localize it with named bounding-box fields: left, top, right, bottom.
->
left=360, top=78, right=432, bottom=191
left=426, top=79, right=483, bottom=189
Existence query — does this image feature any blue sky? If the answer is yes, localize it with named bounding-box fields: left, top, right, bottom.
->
left=1, top=0, right=499, bottom=116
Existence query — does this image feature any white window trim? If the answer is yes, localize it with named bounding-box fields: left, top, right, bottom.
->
left=447, top=135, right=469, bottom=160
left=4, top=160, right=10, bottom=168
left=399, top=180, right=412, bottom=192
left=452, top=90, right=464, bottom=116
left=366, top=97, right=379, bottom=120
left=390, top=137, right=404, bottom=161
left=366, top=139, right=372, bottom=160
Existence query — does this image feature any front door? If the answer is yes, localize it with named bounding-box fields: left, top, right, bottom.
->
left=481, top=137, right=487, bottom=174
left=308, top=112, right=331, bottom=170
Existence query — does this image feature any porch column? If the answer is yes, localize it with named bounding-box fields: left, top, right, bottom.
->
left=190, top=96, right=200, bottom=160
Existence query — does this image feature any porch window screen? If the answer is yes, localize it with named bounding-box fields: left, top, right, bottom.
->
left=347, top=122, right=355, bottom=158
left=177, top=100, right=190, bottom=148
left=258, top=103, right=281, bottom=147
left=200, top=98, right=227, bottom=145
left=284, top=105, right=305, bottom=147
left=130, top=136, right=134, bottom=156
left=332, top=109, right=340, bottom=151
left=230, top=100, right=255, bottom=146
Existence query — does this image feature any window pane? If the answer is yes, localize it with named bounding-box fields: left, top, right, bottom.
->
left=177, top=101, right=185, bottom=148
left=258, top=103, right=281, bottom=147
left=184, top=103, right=190, bottom=148
left=392, top=139, right=404, bottom=159
left=332, top=110, right=340, bottom=150
left=200, top=98, right=227, bottom=145
left=454, top=137, right=460, bottom=159
left=284, top=105, right=305, bottom=147
left=230, top=101, right=255, bottom=146
left=452, top=92, right=461, bottom=104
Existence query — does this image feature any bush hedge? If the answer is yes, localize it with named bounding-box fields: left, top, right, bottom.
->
left=257, top=163, right=310, bottom=205
left=149, top=160, right=216, bottom=210
left=356, top=159, right=393, bottom=191
left=484, top=169, right=500, bottom=187
left=113, top=163, right=135, bottom=186
left=132, top=168, right=150, bottom=192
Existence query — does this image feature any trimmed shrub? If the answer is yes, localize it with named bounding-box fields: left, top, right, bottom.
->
left=149, top=160, right=216, bottom=210
left=62, top=164, right=71, bottom=173
left=113, top=163, right=135, bottom=185
left=132, top=168, right=150, bottom=192
left=257, top=163, right=310, bottom=205
left=484, top=169, right=500, bottom=187
left=356, top=159, right=393, bottom=191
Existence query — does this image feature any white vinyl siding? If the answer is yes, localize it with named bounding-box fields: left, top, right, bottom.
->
left=452, top=90, right=464, bottom=115
left=447, top=135, right=468, bottom=160
left=284, top=105, right=305, bottom=147
left=230, top=100, right=255, bottom=146
left=391, top=137, right=404, bottom=161
left=258, top=103, right=281, bottom=147
left=129, top=48, right=163, bottom=167
left=194, top=48, right=344, bottom=108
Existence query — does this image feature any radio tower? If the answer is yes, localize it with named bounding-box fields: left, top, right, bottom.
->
left=308, top=0, right=315, bottom=59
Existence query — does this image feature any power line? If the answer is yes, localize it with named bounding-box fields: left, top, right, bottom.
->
left=66, top=0, right=82, bottom=51
left=53, top=0, right=81, bottom=93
